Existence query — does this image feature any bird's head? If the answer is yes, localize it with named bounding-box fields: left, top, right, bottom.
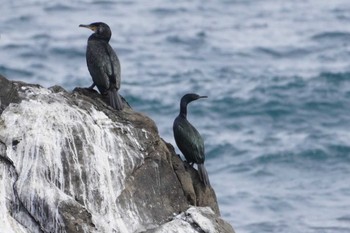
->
left=79, top=22, right=111, bottom=40
left=181, top=93, right=207, bottom=106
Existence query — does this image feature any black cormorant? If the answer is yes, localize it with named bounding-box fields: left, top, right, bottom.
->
left=79, top=22, right=123, bottom=110
left=173, top=93, right=210, bottom=187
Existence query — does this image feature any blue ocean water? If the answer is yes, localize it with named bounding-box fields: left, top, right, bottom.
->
left=1, top=0, right=350, bottom=232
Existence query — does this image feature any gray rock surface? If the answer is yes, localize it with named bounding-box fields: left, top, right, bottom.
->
left=144, top=206, right=235, bottom=233
left=0, top=74, right=234, bottom=233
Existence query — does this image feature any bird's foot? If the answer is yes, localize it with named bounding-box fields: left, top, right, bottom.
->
left=88, top=83, right=96, bottom=89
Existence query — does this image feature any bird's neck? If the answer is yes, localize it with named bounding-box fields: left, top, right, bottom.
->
left=179, top=103, right=188, bottom=118
left=89, top=33, right=110, bottom=42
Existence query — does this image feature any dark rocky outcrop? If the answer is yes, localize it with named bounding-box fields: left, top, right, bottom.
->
left=0, top=74, right=234, bottom=233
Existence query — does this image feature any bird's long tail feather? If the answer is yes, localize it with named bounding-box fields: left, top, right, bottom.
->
left=198, top=163, right=210, bottom=187
left=108, top=88, right=123, bottom=110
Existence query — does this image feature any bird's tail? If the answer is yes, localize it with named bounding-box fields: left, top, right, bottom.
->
left=108, top=88, right=123, bottom=110
left=198, top=163, right=211, bottom=187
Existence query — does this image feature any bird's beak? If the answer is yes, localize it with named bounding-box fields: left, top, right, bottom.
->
left=79, top=24, right=96, bottom=31
left=199, top=96, right=208, bottom=99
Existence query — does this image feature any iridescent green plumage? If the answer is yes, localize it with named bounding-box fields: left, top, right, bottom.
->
left=80, top=22, right=123, bottom=110
left=173, top=93, right=210, bottom=186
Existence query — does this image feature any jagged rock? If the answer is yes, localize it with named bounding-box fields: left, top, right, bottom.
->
left=144, top=206, right=235, bottom=233
left=0, top=74, right=234, bottom=233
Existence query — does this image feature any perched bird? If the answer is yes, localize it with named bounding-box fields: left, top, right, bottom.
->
left=79, top=22, right=123, bottom=110
left=173, top=93, right=210, bottom=187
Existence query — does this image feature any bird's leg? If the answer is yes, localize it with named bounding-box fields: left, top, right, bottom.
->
left=183, top=162, right=190, bottom=170
left=88, top=83, right=96, bottom=89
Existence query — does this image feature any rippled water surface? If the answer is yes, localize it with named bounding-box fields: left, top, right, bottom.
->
left=2, top=1, right=350, bottom=232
